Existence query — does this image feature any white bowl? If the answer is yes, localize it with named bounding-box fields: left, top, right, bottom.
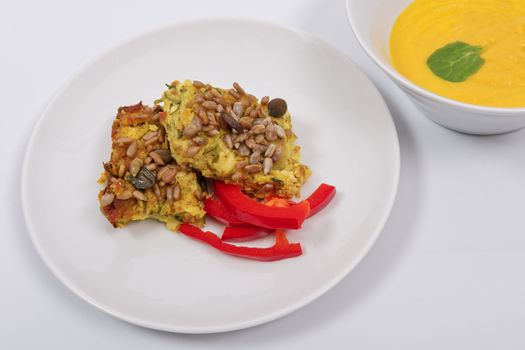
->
left=346, top=0, right=525, bottom=135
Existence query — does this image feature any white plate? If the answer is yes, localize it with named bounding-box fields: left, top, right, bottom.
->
left=22, top=19, right=399, bottom=333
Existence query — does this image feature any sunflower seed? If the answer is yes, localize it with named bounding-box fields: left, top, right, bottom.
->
left=116, top=190, right=133, bottom=200
left=115, top=137, right=133, bottom=145
left=255, top=134, right=268, bottom=145
left=166, top=185, right=174, bottom=203
left=143, top=131, right=158, bottom=141
left=149, top=151, right=165, bottom=166
left=265, top=124, right=278, bottom=141
left=238, top=144, right=250, bottom=156
left=202, top=100, right=217, bottom=110
left=250, top=124, right=266, bottom=134
left=157, top=166, right=169, bottom=180
left=231, top=171, right=242, bottom=182
left=192, top=136, right=208, bottom=146
left=229, top=89, right=240, bottom=99
left=224, top=134, right=233, bottom=149
left=151, top=112, right=162, bottom=121
left=201, top=124, right=215, bottom=132
left=252, top=144, right=268, bottom=154
left=184, top=145, right=201, bottom=157
left=240, top=96, right=251, bottom=107
left=145, top=163, right=157, bottom=171
left=233, top=82, right=245, bottom=95
left=193, top=80, right=205, bottom=88
left=144, top=135, right=159, bottom=146
left=236, top=160, right=247, bottom=169
left=215, top=97, right=228, bottom=107
left=118, top=163, right=126, bottom=178
left=244, top=163, right=262, bottom=173
left=173, top=183, right=181, bottom=201
left=206, top=110, right=216, bottom=121
left=153, top=184, right=161, bottom=199
left=264, top=143, right=276, bottom=157
left=133, top=190, right=147, bottom=201
left=261, top=183, right=274, bottom=192
left=272, top=145, right=283, bottom=162
left=100, top=193, right=115, bottom=206
left=239, top=117, right=253, bottom=130
left=126, top=141, right=137, bottom=158
left=196, top=110, right=208, bottom=126
left=233, top=102, right=244, bottom=117
left=130, top=158, right=143, bottom=177
left=192, top=116, right=203, bottom=131
left=206, top=129, right=219, bottom=137
left=194, top=94, right=204, bottom=104
left=274, top=124, right=286, bottom=139
left=183, top=123, right=199, bottom=138
left=256, top=106, right=266, bottom=119
left=233, top=133, right=248, bottom=143
left=245, top=137, right=257, bottom=149
left=263, top=157, right=273, bottom=175
left=252, top=118, right=265, bottom=126
left=161, top=167, right=177, bottom=184
left=194, top=189, right=204, bottom=200
left=211, top=88, right=221, bottom=98
left=249, top=151, right=261, bottom=164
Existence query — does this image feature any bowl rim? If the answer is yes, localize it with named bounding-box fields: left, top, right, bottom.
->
left=345, top=0, right=525, bottom=116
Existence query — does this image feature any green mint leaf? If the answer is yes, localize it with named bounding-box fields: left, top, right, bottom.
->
left=427, top=41, right=485, bottom=82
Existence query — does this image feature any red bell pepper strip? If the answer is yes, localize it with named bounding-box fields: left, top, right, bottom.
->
left=179, top=223, right=302, bottom=261
left=263, top=196, right=294, bottom=208
left=305, top=183, right=336, bottom=217
left=204, top=197, right=251, bottom=227
left=221, top=226, right=273, bottom=242
left=214, top=181, right=310, bottom=230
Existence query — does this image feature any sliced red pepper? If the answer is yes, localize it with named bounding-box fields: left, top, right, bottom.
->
left=204, top=197, right=251, bottom=227
left=263, top=196, right=294, bottom=208
left=305, top=183, right=336, bottom=217
left=179, top=224, right=302, bottom=261
left=221, top=226, right=272, bottom=242
left=214, top=181, right=310, bottom=230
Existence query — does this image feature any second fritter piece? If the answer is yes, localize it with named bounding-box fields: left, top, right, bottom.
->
left=98, top=102, right=206, bottom=231
left=158, top=80, right=311, bottom=199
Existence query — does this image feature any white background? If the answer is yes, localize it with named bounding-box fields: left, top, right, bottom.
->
left=2, top=0, right=525, bottom=348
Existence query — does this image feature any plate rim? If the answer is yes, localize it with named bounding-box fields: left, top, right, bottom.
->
left=21, top=17, right=400, bottom=334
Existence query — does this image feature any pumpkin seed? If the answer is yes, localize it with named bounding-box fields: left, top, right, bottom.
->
left=127, top=166, right=156, bottom=190
left=220, top=111, right=242, bottom=132
left=268, top=98, right=287, bottom=118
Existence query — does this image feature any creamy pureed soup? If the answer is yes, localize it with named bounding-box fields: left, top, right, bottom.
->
left=390, top=0, right=525, bottom=108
